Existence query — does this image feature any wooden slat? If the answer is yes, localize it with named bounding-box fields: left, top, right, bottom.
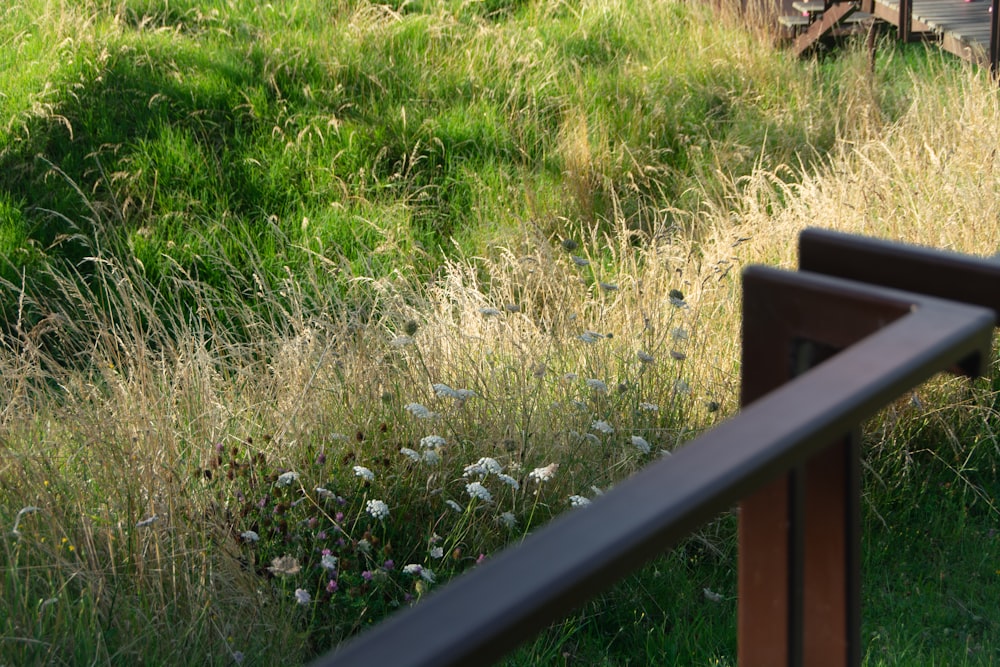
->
left=793, top=1, right=827, bottom=13
left=780, top=14, right=811, bottom=27
left=871, top=0, right=994, bottom=56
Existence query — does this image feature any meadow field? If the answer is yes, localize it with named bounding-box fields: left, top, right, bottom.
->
left=2, top=0, right=1000, bottom=664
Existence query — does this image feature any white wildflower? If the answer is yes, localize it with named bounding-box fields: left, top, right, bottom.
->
left=671, top=327, right=689, bottom=341
left=422, top=449, right=441, bottom=465
left=268, top=555, right=301, bottom=576
left=569, top=495, right=592, bottom=508
left=463, top=457, right=503, bottom=478
left=591, top=419, right=614, bottom=434
left=403, top=563, right=435, bottom=581
left=330, top=432, right=349, bottom=441
left=465, top=482, right=493, bottom=503
left=357, top=539, right=371, bottom=553
left=321, top=554, right=338, bottom=571
left=430, top=546, right=444, bottom=559
left=390, top=335, right=415, bottom=347
left=400, top=447, right=421, bottom=462
left=405, top=403, right=438, bottom=419
left=420, top=435, right=447, bottom=449
left=637, top=350, right=655, bottom=364
left=674, top=379, right=691, bottom=394
left=497, top=511, right=517, bottom=529
left=703, top=588, right=724, bottom=603
left=479, top=456, right=503, bottom=475
left=353, top=465, right=375, bottom=482
left=463, top=461, right=486, bottom=477
left=275, top=471, right=299, bottom=488
left=528, top=463, right=558, bottom=483
left=479, top=307, right=502, bottom=317
left=366, top=499, right=390, bottom=520
left=563, top=373, right=579, bottom=382
left=631, top=435, right=652, bottom=455
left=445, top=499, right=463, bottom=513
left=496, top=473, right=520, bottom=490
left=454, top=388, right=476, bottom=400
left=585, top=378, right=608, bottom=393
left=240, top=530, right=260, bottom=543
left=572, top=399, right=588, bottom=411
left=639, top=402, right=659, bottom=412
left=583, top=433, right=601, bottom=446
left=294, top=588, right=311, bottom=605
left=432, top=383, right=459, bottom=398
left=578, top=331, right=602, bottom=343
left=314, top=487, right=336, bottom=500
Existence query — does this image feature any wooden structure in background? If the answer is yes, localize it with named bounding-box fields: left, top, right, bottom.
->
left=777, top=0, right=1000, bottom=71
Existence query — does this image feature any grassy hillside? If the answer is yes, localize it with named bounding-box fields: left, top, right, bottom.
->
left=2, top=0, right=1000, bottom=664
left=1, top=0, right=904, bottom=331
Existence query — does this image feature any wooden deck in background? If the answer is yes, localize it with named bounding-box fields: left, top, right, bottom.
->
left=872, top=0, right=994, bottom=64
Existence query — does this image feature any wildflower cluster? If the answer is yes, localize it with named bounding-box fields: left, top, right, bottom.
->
left=201, top=439, right=427, bottom=653
left=196, top=276, right=704, bottom=654
left=200, top=417, right=592, bottom=655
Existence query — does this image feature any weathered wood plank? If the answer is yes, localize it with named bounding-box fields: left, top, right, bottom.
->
left=872, top=0, right=993, bottom=60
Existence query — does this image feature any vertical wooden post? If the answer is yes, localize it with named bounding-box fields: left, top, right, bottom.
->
left=898, top=0, right=913, bottom=42
left=738, top=274, right=865, bottom=666
left=991, top=0, right=1000, bottom=75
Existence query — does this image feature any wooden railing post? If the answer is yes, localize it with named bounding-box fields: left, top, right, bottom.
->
left=737, top=272, right=896, bottom=666
left=898, top=0, right=912, bottom=42
left=992, top=0, right=1000, bottom=75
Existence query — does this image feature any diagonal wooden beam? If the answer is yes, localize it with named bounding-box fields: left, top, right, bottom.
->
left=792, top=2, right=858, bottom=56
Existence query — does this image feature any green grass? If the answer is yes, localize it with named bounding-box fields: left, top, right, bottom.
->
left=2, top=0, right=1000, bottom=664
left=0, top=0, right=933, bottom=330
left=861, top=381, right=1000, bottom=664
